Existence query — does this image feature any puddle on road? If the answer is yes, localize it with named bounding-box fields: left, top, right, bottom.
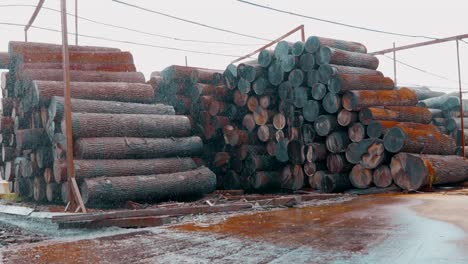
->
left=175, top=194, right=468, bottom=263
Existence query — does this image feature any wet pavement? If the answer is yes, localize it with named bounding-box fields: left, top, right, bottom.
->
left=1, top=192, right=468, bottom=263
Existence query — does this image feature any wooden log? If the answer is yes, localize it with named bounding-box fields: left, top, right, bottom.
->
left=253, top=107, right=273, bottom=126
left=278, top=81, right=292, bottom=101
left=280, top=55, right=297, bottom=73
left=2, top=145, right=17, bottom=162
left=288, top=69, right=305, bottom=87
left=80, top=166, right=216, bottom=205
left=302, top=100, right=322, bottom=122
left=301, top=123, right=316, bottom=145
left=322, top=92, right=342, bottom=114
left=36, top=147, right=53, bottom=169
left=20, top=62, right=136, bottom=72
left=321, top=172, right=352, bottom=193
left=287, top=140, right=305, bottom=164
left=19, top=51, right=134, bottom=65
left=223, top=126, right=255, bottom=146
left=32, top=81, right=154, bottom=106
left=18, top=69, right=145, bottom=83
left=359, top=106, right=432, bottom=125
left=223, top=64, right=238, bottom=90
left=244, top=154, right=280, bottom=175
left=342, top=88, right=418, bottom=111
left=317, top=47, right=378, bottom=69
left=233, top=90, right=248, bottom=107
left=391, top=153, right=468, bottom=191
left=223, top=171, right=241, bottom=190
left=349, top=164, right=373, bottom=189
left=292, top=41, right=305, bottom=56
left=304, top=36, right=367, bottom=53
left=306, top=143, right=328, bottom=162
left=33, top=177, right=47, bottom=202
left=267, top=61, right=284, bottom=86
left=273, top=113, right=286, bottom=130
left=345, top=138, right=377, bottom=164
left=238, top=62, right=262, bottom=82
left=417, top=95, right=460, bottom=111
left=237, top=78, right=251, bottom=94
left=274, top=41, right=293, bottom=60
left=46, top=182, right=60, bottom=202
left=306, top=70, right=320, bottom=87
left=54, top=157, right=197, bottom=183
left=348, top=122, right=366, bottom=143
left=258, top=50, right=274, bottom=68
left=162, top=65, right=222, bottom=84
left=61, top=183, right=69, bottom=204
left=253, top=77, right=269, bottom=95
left=373, top=165, right=393, bottom=188
left=49, top=97, right=174, bottom=122
left=15, top=128, right=49, bottom=151
left=319, top=64, right=382, bottom=84
left=44, top=168, right=54, bottom=184
left=9, top=41, right=120, bottom=55
left=326, top=131, right=350, bottom=153
left=428, top=108, right=443, bottom=118
left=404, top=86, right=446, bottom=100
left=2, top=98, right=18, bottom=117
left=0, top=51, right=9, bottom=69
left=74, top=137, right=203, bottom=159
left=0, top=117, right=14, bottom=134
left=242, top=114, right=257, bottom=132
left=328, top=74, right=394, bottom=94
left=314, top=115, right=338, bottom=136
left=275, top=139, right=289, bottom=162
left=257, top=125, right=274, bottom=142
left=311, top=83, right=327, bottom=100
left=337, top=109, right=358, bottom=126
left=453, top=129, right=468, bottom=146
left=246, top=96, right=259, bottom=112
left=309, top=171, right=324, bottom=190
left=455, top=146, right=468, bottom=157
left=4, top=161, right=14, bottom=181
left=327, top=153, right=352, bottom=173
left=292, top=86, right=308, bottom=108
left=361, top=140, right=386, bottom=169
left=383, top=126, right=456, bottom=154
left=64, top=113, right=191, bottom=138
left=367, top=120, right=439, bottom=139
left=299, top=53, right=316, bottom=72
left=452, top=118, right=468, bottom=129
left=281, top=164, right=304, bottom=190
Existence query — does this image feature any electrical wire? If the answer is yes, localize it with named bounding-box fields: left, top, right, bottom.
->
left=112, top=0, right=272, bottom=42
left=380, top=54, right=468, bottom=86
left=0, top=22, right=247, bottom=58
left=0, top=4, right=262, bottom=46
left=237, top=0, right=438, bottom=40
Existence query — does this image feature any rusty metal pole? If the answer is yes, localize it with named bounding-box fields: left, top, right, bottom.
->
left=185, top=56, right=188, bottom=66
left=301, top=25, right=305, bottom=42
left=24, top=31, right=28, bottom=42
left=61, top=0, right=87, bottom=212
left=456, top=40, right=465, bottom=158
left=75, top=0, right=78, bottom=45
left=393, top=42, right=397, bottom=85
left=25, top=0, right=46, bottom=43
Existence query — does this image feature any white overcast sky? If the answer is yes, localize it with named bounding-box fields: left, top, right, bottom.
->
left=0, top=0, right=467, bottom=93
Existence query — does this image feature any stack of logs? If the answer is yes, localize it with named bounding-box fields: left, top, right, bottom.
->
left=1, top=41, right=216, bottom=207
left=161, top=35, right=467, bottom=193
left=409, top=87, right=468, bottom=157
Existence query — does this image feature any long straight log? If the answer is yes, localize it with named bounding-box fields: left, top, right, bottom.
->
left=359, top=106, right=432, bottom=125
left=417, top=95, right=460, bottom=111
left=349, top=164, right=373, bottom=189
left=317, top=47, right=379, bottom=69
left=342, top=88, right=418, bottom=111
left=162, top=65, right=222, bottom=84
left=304, top=36, right=367, bottom=53
left=391, top=153, right=468, bottom=191
left=404, top=86, right=445, bottom=100
left=19, top=69, right=145, bottom=83
left=49, top=96, right=174, bottom=122
left=54, top=157, right=197, bottom=183
left=321, top=172, right=352, bottom=193
left=383, top=126, right=456, bottom=154
left=20, top=62, right=136, bottom=72
left=319, top=64, right=383, bottom=84
left=328, top=74, right=394, bottom=94
left=32, top=81, right=154, bottom=106
left=64, top=113, right=191, bottom=138
left=81, top=166, right=216, bottom=206
left=367, top=120, right=440, bottom=139
left=373, top=165, right=393, bottom=188
left=74, top=137, right=203, bottom=159
left=9, top=41, right=120, bottom=56
left=19, top=51, right=134, bottom=64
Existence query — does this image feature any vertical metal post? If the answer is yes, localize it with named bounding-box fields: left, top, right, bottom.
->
left=61, top=0, right=87, bottom=212
left=185, top=56, right=188, bottom=66
left=75, top=0, right=78, bottom=45
left=301, top=25, right=305, bottom=42
left=456, top=40, right=465, bottom=158
left=24, top=31, right=28, bottom=42
left=393, top=42, right=397, bottom=85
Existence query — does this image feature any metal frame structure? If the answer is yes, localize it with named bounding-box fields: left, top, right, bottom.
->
left=371, top=34, right=467, bottom=159
left=26, top=0, right=86, bottom=212
left=231, top=24, right=305, bottom=64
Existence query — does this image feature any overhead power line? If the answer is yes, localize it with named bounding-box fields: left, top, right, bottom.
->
left=237, top=0, right=438, bottom=40
left=380, top=54, right=468, bottom=86
left=0, top=22, right=246, bottom=58
left=112, top=0, right=272, bottom=41
left=0, top=4, right=261, bottom=47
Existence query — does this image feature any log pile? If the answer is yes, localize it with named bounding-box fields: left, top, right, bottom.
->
left=151, top=36, right=466, bottom=193
left=1, top=41, right=216, bottom=207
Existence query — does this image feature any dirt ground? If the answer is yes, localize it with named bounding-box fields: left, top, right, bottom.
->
left=1, top=191, right=468, bottom=263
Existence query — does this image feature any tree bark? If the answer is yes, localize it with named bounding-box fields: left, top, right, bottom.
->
left=2, top=98, right=18, bottom=117
left=328, top=74, right=394, bottom=94
left=348, top=122, right=366, bottom=143
left=64, top=113, right=191, bottom=138
left=1, top=117, right=14, bottom=134
left=304, top=36, right=367, bottom=53
left=20, top=62, right=136, bottom=72
left=359, top=106, right=432, bottom=125
left=74, top=137, right=203, bottom=159
left=337, top=109, right=358, bottom=127
left=391, top=153, right=468, bottom=191
left=321, top=172, right=352, bottom=193
left=405, top=86, right=447, bottom=100
left=383, top=126, right=456, bottom=154
left=49, top=96, right=174, bottom=122
left=80, top=166, right=216, bottom=206
left=19, top=69, right=145, bottom=83
left=342, top=88, right=418, bottom=111
left=367, top=120, right=440, bottom=139
left=317, top=47, right=379, bottom=69
left=318, top=64, right=383, bottom=84
left=417, top=95, right=460, bottom=111
left=15, top=128, right=50, bottom=151
left=349, top=164, right=373, bottom=189
left=54, top=157, right=197, bottom=183
left=19, top=51, right=134, bottom=65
